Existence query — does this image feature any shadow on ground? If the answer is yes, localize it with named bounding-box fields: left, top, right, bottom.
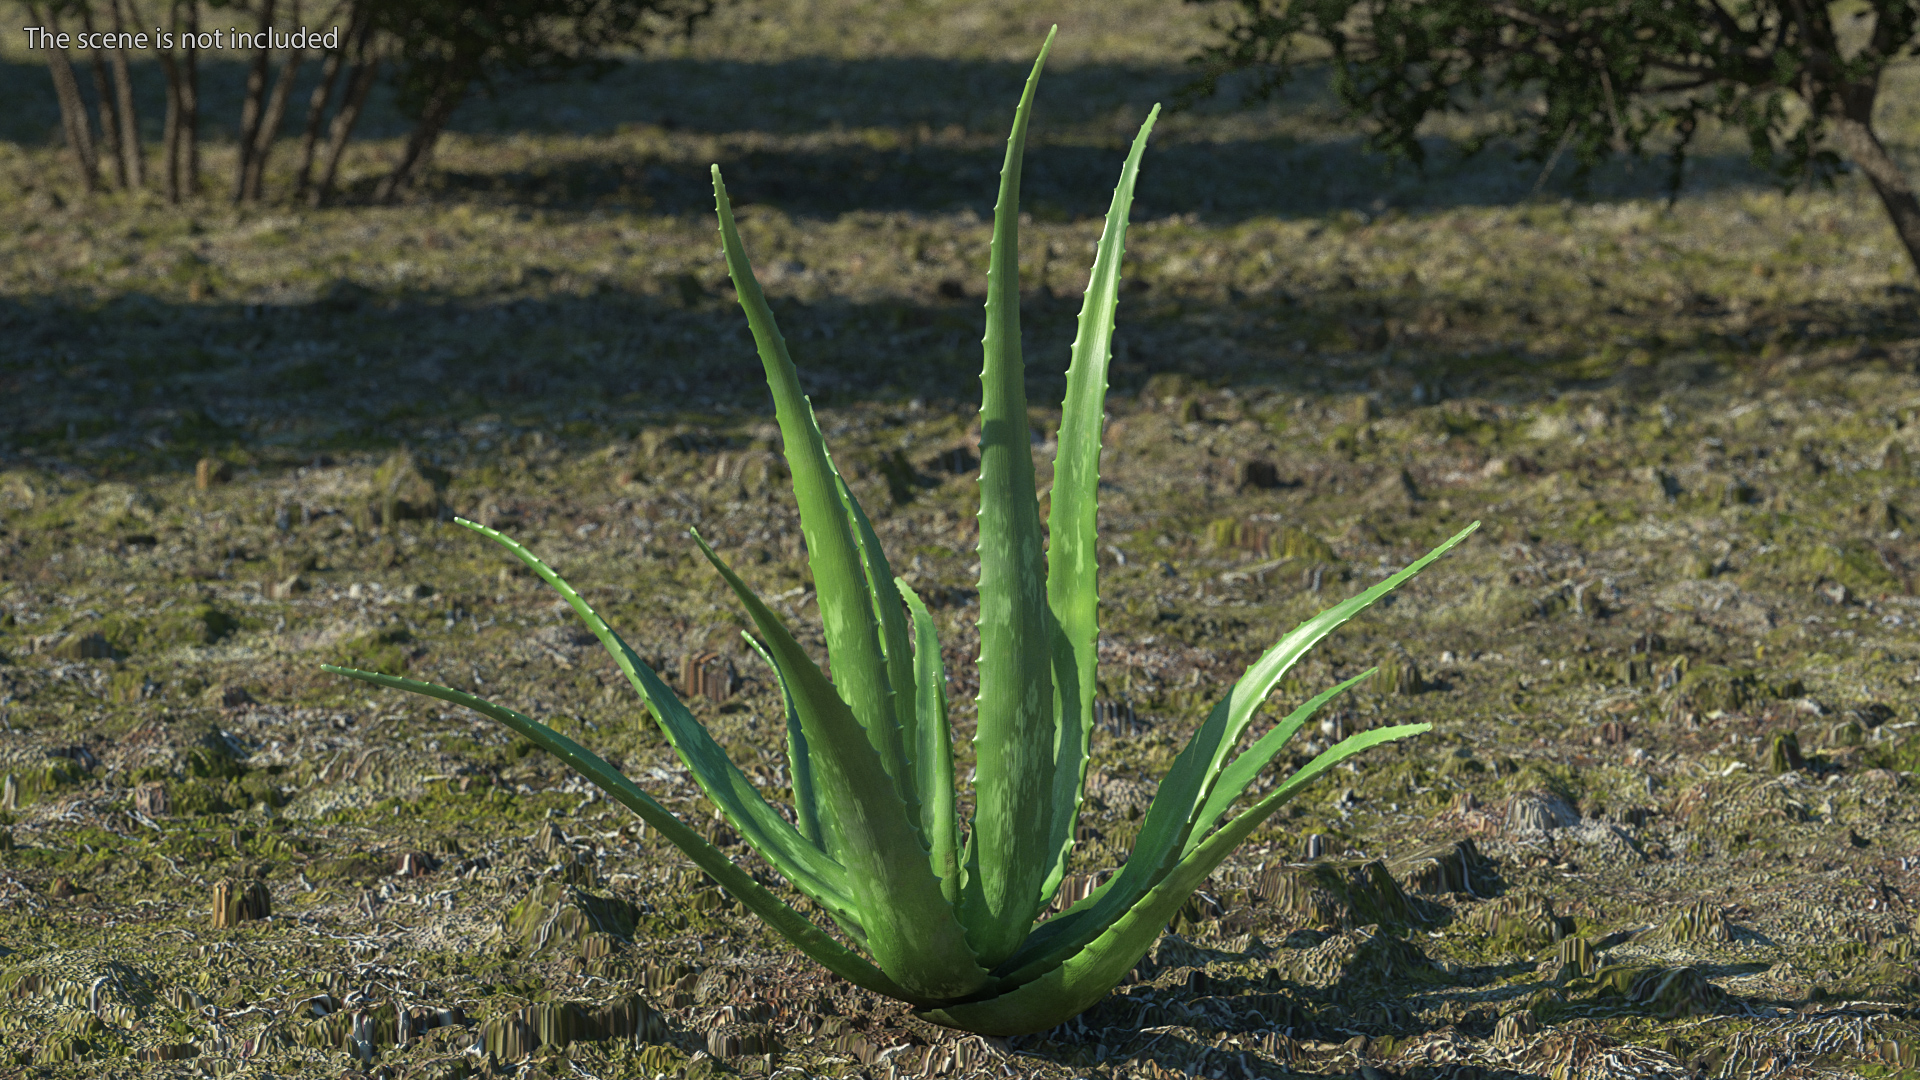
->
left=0, top=53, right=1792, bottom=223
left=412, top=129, right=1779, bottom=225
left=4, top=271, right=1914, bottom=481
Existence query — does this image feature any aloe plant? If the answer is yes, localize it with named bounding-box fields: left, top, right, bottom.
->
left=325, top=29, right=1477, bottom=1037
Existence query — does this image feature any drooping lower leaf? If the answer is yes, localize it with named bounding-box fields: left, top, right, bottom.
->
left=320, top=665, right=910, bottom=1001
left=450, top=517, right=854, bottom=924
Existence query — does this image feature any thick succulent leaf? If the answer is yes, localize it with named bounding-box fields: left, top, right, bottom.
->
left=899, top=580, right=960, bottom=904
left=920, top=723, right=1430, bottom=1036
left=1003, top=522, right=1477, bottom=975
left=451, top=518, right=854, bottom=923
left=989, top=690, right=1234, bottom=976
left=1180, top=522, right=1479, bottom=821
left=745, top=632, right=823, bottom=851
left=1038, top=105, right=1160, bottom=910
left=1184, top=669, right=1375, bottom=856
left=321, top=665, right=911, bottom=1001
left=690, top=532, right=992, bottom=1003
left=713, top=166, right=911, bottom=806
left=965, top=24, right=1059, bottom=971
left=835, top=470, right=921, bottom=812
left=999, top=669, right=1374, bottom=986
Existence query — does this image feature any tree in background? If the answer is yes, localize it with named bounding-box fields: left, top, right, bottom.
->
left=232, top=0, right=283, bottom=202
left=28, top=0, right=141, bottom=195
left=294, top=1, right=378, bottom=207
left=86, top=0, right=145, bottom=189
left=1186, top=0, right=1920, bottom=276
left=27, top=0, right=715, bottom=206
left=367, top=0, right=716, bottom=204
left=127, top=0, right=204, bottom=204
left=32, top=0, right=213, bottom=203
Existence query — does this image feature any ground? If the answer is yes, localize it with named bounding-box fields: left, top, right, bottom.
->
left=3, top=2, right=1920, bottom=1078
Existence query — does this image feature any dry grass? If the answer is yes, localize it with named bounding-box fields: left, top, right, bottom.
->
left=3, top=2, right=1920, bottom=1077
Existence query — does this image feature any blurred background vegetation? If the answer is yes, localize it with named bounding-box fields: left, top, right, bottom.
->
left=0, top=0, right=1914, bottom=473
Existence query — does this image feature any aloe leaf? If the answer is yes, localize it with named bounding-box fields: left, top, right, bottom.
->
left=965, top=24, right=1060, bottom=971
left=1181, top=521, right=1478, bottom=821
left=690, top=531, right=992, bottom=1002
left=998, top=670, right=1374, bottom=987
left=899, top=580, right=960, bottom=904
left=835, top=470, right=921, bottom=811
left=983, top=672, right=1374, bottom=983
left=920, top=723, right=1430, bottom=1035
left=452, top=518, right=855, bottom=923
left=1002, top=522, right=1476, bottom=976
left=713, top=166, right=911, bottom=805
left=990, top=691, right=1233, bottom=974
left=321, top=664, right=912, bottom=1001
left=1184, top=669, right=1375, bottom=855
left=744, top=631, right=823, bottom=850
left=1038, top=105, right=1160, bottom=910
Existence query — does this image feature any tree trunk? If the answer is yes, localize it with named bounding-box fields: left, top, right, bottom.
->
left=244, top=50, right=305, bottom=201
left=79, top=4, right=129, bottom=189
left=294, top=0, right=366, bottom=200
left=372, top=68, right=469, bottom=204
left=234, top=0, right=276, bottom=202
left=243, top=1, right=305, bottom=202
left=293, top=46, right=346, bottom=200
left=183, top=1, right=200, bottom=198
left=1829, top=107, right=1920, bottom=280
left=108, top=0, right=145, bottom=190
left=124, top=0, right=175, bottom=198
left=157, top=40, right=182, bottom=202
left=34, top=4, right=100, bottom=194
left=145, top=0, right=186, bottom=203
left=312, top=58, right=378, bottom=207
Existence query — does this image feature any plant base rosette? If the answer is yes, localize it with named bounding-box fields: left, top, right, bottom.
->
left=327, top=28, right=1477, bottom=1037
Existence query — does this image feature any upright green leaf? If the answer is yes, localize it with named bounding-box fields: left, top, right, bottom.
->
left=713, top=167, right=912, bottom=807
left=835, top=471, right=921, bottom=810
left=745, top=631, right=823, bottom=850
left=321, top=665, right=910, bottom=1002
left=1037, top=105, right=1160, bottom=910
left=965, top=25, right=1060, bottom=971
left=900, top=580, right=960, bottom=904
left=450, top=518, right=855, bottom=924
left=691, top=532, right=991, bottom=1003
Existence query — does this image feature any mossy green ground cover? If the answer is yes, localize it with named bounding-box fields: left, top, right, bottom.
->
left=3, top=1, right=1920, bottom=1076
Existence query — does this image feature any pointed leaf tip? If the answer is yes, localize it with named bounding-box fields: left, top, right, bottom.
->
left=967, top=29, right=1061, bottom=969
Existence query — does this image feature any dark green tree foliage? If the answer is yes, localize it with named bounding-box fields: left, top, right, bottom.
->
left=1188, top=0, right=1920, bottom=273
left=368, top=0, right=716, bottom=203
